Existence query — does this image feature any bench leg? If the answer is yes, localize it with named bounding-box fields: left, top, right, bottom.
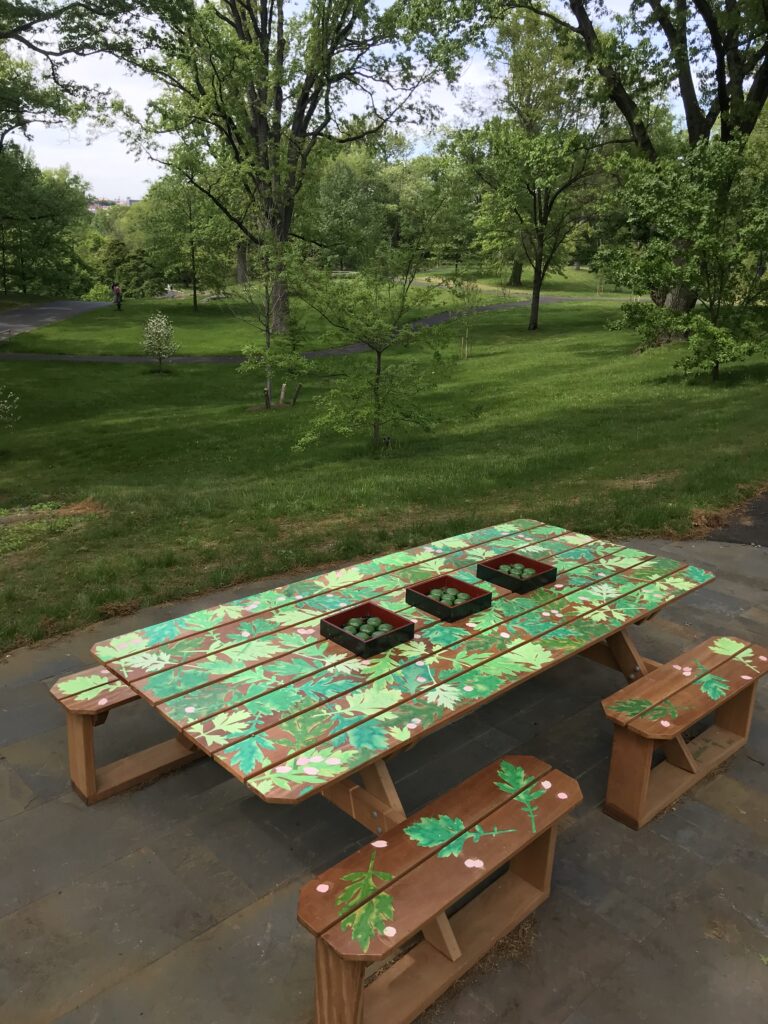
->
left=716, top=681, right=757, bottom=739
left=511, top=823, right=557, bottom=896
left=66, top=712, right=97, bottom=802
left=603, top=726, right=653, bottom=829
left=65, top=708, right=205, bottom=805
left=315, top=939, right=364, bottom=1024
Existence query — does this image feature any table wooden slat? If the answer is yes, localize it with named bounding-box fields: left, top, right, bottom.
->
left=246, top=564, right=711, bottom=802
left=92, top=519, right=543, bottom=662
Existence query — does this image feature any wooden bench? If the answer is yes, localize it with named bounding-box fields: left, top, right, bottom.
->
left=50, top=665, right=203, bottom=804
left=298, top=754, right=582, bottom=1024
left=603, top=635, right=767, bottom=829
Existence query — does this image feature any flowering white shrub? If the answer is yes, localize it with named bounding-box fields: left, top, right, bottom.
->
left=0, top=386, right=19, bottom=428
left=142, top=311, right=178, bottom=370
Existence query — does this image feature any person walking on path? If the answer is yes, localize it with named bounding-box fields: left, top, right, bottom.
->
left=111, top=282, right=123, bottom=311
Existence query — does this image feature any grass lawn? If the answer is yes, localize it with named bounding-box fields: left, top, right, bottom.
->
left=1, top=299, right=767, bottom=652
left=418, top=265, right=633, bottom=299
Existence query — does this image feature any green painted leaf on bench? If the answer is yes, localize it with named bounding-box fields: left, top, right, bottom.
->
left=708, top=638, right=743, bottom=659
left=607, top=697, right=681, bottom=721
left=404, top=814, right=466, bottom=852
left=495, top=761, right=535, bottom=797
left=336, top=852, right=395, bottom=952
left=696, top=673, right=730, bottom=701
left=495, top=761, right=545, bottom=832
left=55, top=673, right=113, bottom=697
left=404, top=814, right=519, bottom=859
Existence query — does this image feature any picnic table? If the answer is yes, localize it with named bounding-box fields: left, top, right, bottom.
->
left=79, top=519, right=712, bottom=829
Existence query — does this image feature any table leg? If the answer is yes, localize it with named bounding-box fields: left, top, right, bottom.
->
left=582, top=630, right=660, bottom=682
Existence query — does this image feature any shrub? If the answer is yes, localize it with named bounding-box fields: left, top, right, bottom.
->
left=142, top=311, right=178, bottom=371
left=0, top=386, right=19, bottom=428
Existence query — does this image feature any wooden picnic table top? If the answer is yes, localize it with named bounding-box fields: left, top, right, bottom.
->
left=87, top=519, right=713, bottom=806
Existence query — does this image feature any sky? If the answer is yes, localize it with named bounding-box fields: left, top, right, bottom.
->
left=27, top=1, right=632, bottom=200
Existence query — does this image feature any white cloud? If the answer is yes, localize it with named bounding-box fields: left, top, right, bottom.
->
left=28, top=53, right=162, bottom=200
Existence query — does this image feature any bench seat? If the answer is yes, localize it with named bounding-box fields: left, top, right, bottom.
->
left=50, top=665, right=202, bottom=804
left=298, top=754, right=582, bottom=1024
left=603, top=635, right=767, bottom=828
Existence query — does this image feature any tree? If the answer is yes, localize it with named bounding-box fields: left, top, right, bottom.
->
left=135, top=173, right=239, bottom=306
left=0, top=44, right=79, bottom=148
left=452, top=11, right=615, bottom=328
left=0, top=145, right=90, bottom=296
left=115, top=0, right=456, bottom=333
left=601, top=139, right=768, bottom=380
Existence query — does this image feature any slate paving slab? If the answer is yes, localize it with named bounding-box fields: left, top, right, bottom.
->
left=0, top=534, right=766, bottom=1023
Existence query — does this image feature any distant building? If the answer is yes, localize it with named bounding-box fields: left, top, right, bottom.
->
left=87, top=196, right=142, bottom=214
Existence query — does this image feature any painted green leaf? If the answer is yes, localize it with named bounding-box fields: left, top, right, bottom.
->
left=708, top=637, right=744, bottom=659
left=607, top=697, right=653, bottom=717
left=404, top=814, right=466, bottom=851
left=55, top=673, right=112, bottom=697
left=423, top=684, right=463, bottom=709
left=336, top=853, right=395, bottom=952
left=696, top=673, right=730, bottom=701
left=495, top=761, right=535, bottom=797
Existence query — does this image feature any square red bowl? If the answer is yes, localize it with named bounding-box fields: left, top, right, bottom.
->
left=476, top=553, right=557, bottom=593
left=320, top=601, right=415, bottom=657
left=405, top=574, right=492, bottom=621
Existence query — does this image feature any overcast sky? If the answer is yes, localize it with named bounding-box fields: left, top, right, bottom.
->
left=27, top=1, right=632, bottom=200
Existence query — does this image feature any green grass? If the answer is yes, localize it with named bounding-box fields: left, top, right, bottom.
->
left=419, top=265, right=632, bottom=299
left=1, top=299, right=767, bottom=652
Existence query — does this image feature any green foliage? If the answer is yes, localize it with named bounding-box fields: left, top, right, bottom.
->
left=697, top=674, right=730, bottom=701
left=0, top=145, right=90, bottom=297
left=0, top=385, right=19, bottom=428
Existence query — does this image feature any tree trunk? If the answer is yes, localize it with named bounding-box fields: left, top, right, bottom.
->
left=236, top=243, right=248, bottom=284
left=528, top=256, right=544, bottom=331
left=190, top=238, right=198, bottom=311
left=711, top=360, right=720, bottom=382
left=664, top=284, right=697, bottom=314
left=506, top=260, right=523, bottom=288
left=270, top=276, right=289, bottom=334
left=372, top=348, right=383, bottom=451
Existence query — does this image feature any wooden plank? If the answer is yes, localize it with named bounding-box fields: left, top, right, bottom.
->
left=603, top=727, right=654, bottom=828
left=297, top=754, right=551, bottom=937
left=602, top=636, right=752, bottom=726
left=59, top=682, right=138, bottom=716
left=115, top=529, right=570, bottom=691
left=629, top=640, right=768, bottom=739
left=362, top=869, right=545, bottom=1024
left=605, top=631, right=647, bottom=681
left=88, top=738, right=204, bottom=805
left=92, top=520, right=544, bottom=662
left=247, top=564, right=710, bottom=803
left=321, top=770, right=580, bottom=962
left=223, top=561, right=692, bottom=783
left=172, top=545, right=657, bottom=757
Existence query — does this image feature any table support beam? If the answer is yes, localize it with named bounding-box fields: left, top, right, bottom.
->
left=581, top=632, right=660, bottom=682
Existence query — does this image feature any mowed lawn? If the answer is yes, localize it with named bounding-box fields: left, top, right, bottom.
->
left=1, top=298, right=767, bottom=652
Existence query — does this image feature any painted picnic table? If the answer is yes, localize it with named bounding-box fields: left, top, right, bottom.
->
left=80, top=519, right=713, bottom=831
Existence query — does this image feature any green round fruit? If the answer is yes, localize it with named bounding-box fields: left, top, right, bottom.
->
left=444, top=587, right=458, bottom=595
left=371, top=630, right=386, bottom=638
left=348, top=617, right=364, bottom=626
left=455, top=591, right=470, bottom=601
left=429, top=589, right=443, bottom=598
left=368, top=616, right=382, bottom=626
left=377, top=623, right=392, bottom=633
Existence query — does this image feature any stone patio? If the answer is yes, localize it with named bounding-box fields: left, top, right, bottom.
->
left=1, top=536, right=766, bottom=1023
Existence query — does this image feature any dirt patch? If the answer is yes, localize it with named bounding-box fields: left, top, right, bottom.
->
left=0, top=498, right=105, bottom=526
left=607, top=471, right=680, bottom=490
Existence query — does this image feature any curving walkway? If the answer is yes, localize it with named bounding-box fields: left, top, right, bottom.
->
left=0, top=299, right=109, bottom=339
left=0, top=294, right=614, bottom=365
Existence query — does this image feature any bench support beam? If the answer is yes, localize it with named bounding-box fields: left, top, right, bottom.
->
left=66, top=709, right=204, bottom=805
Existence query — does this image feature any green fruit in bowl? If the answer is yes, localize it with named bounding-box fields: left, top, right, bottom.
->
left=455, top=591, right=470, bottom=601
left=348, top=617, right=364, bottom=627
left=377, top=623, right=392, bottom=633
left=368, top=616, right=382, bottom=626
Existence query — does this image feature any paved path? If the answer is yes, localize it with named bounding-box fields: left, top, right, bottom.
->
left=0, top=536, right=766, bottom=1023
left=0, top=294, right=604, bottom=364
left=0, top=300, right=109, bottom=339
